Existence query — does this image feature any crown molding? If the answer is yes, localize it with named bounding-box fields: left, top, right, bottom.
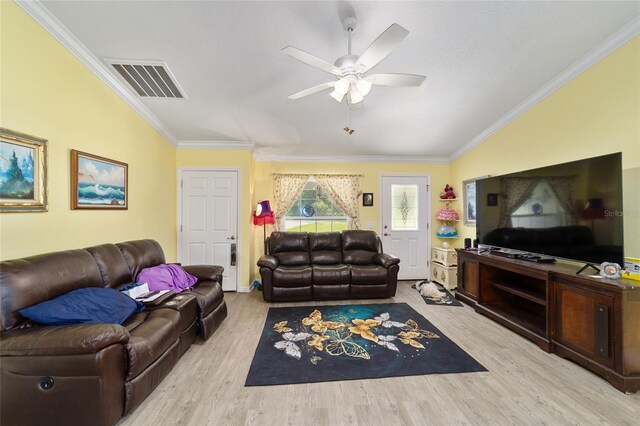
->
left=17, top=0, right=179, bottom=146
left=20, top=0, right=637, bottom=160
left=253, top=152, right=450, bottom=164
left=177, top=140, right=255, bottom=150
left=449, top=16, right=640, bottom=162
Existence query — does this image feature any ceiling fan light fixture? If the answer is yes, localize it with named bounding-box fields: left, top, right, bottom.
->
left=348, top=86, right=364, bottom=104
left=355, top=78, right=372, bottom=96
left=330, top=89, right=345, bottom=103
left=334, top=78, right=350, bottom=95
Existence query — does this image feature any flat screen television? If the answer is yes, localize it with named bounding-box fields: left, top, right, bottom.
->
left=476, top=153, right=623, bottom=266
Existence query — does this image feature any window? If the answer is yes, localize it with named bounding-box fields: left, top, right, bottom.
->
left=284, top=180, right=347, bottom=232
left=391, top=184, right=419, bottom=230
left=511, top=180, right=569, bottom=228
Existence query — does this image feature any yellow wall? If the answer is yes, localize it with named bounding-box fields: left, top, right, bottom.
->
left=451, top=37, right=640, bottom=258
left=176, top=149, right=254, bottom=289
left=174, top=154, right=451, bottom=284
left=5, top=0, right=636, bottom=285
left=0, top=3, right=177, bottom=260
left=252, top=161, right=451, bottom=279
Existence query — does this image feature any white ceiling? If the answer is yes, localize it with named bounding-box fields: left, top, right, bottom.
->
left=34, top=1, right=640, bottom=160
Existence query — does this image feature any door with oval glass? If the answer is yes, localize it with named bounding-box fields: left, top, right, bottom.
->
left=179, top=169, right=238, bottom=291
left=380, top=175, right=430, bottom=280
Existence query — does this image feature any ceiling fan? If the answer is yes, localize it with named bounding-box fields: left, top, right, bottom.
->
left=282, top=16, right=426, bottom=106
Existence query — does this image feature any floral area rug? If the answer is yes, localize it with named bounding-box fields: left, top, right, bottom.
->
left=245, top=302, right=486, bottom=386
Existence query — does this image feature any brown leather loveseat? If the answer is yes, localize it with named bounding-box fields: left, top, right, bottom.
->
left=0, top=239, right=227, bottom=426
left=258, top=230, right=400, bottom=302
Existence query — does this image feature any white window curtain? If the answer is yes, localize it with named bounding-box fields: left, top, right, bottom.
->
left=272, top=174, right=310, bottom=231
left=498, top=177, right=540, bottom=228
left=315, top=174, right=361, bottom=230
left=546, top=177, right=578, bottom=224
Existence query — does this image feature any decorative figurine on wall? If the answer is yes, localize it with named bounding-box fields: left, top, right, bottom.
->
left=439, top=184, right=456, bottom=200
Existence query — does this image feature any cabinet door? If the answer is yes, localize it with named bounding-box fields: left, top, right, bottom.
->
left=460, top=258, right=479, bottom=299
left=554, top=283, right=615, bottom=368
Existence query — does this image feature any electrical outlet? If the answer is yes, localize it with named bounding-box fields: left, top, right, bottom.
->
left=366, top=222, right=375, bottom=229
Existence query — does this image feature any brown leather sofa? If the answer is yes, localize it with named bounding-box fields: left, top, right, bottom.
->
left=0, top=239, right=227, bottom=426
left=258, top=230, right=400, bottom=302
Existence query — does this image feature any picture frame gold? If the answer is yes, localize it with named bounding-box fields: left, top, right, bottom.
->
left=0, top=128, right=48, bottom=213
left=71, top=150, right=128, bottom=210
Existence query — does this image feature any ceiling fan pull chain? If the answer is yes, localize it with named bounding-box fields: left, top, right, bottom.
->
left=343, top=106, right=354, bottom=136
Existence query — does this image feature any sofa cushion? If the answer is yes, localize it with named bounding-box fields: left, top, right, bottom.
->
left=273, top=265, right=312, bottom=288
left=349, top=265, right=388, bottom=285
left=272, top=286, right=312, bottom=301
left=19, top=288, right=145, bottom=325
left=312, top=264, right=350, bottom=285
left=117, top=240, right=166, bottom=279
left=0, top=323, right=130, bottom=356
left=268, top=232, right=311, bottom=266
left=85, top=243, right=133, bottom=289
left=122, top=308, right=180, bottom=379
left=0, top=250, right=104, bottom=332
left=342, top=230, right=379, bottom=265
left=312, top=284, right=350, bottom=300
left=309, top=232, right=343, bottom=264
left=190, top=281, right=224, bottom=317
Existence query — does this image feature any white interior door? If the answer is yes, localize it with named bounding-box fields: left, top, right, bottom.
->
left=381, top=175, right=430, bottom=280
left=180, top=170, right=238, bottom=291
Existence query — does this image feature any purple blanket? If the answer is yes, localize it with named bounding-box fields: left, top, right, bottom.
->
left=136, top=264, right=197, bottom=292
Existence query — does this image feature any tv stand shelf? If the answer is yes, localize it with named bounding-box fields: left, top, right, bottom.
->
left=476, top=302, right=547, bottom=339
left=456, top=249, right=640, bottom=393
left=488, top=280, right=546, bottom=305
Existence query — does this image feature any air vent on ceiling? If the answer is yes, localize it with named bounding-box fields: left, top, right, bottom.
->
left=108, top=61, right=185, bottom=99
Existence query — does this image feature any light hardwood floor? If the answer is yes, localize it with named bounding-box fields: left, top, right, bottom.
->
left=120, top=282, right=640, bottom=425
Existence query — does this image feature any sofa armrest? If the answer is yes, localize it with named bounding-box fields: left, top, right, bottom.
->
left=257, top=255, right=279, bottom=270
left=374, top=253, right=400, bottom=269
left=0, top=324, right=130, bottom=356
left=182, top=265, right=224, bottom=282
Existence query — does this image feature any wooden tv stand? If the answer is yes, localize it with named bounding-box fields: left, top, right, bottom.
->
left=456, top=249, right=640, bottom=393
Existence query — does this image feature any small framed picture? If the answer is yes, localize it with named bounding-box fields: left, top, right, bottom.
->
left=487, top=193, right=498, bottom=207
left=462, top=179, right=477, bottom=226
left=71, top=150, right=128, bottom=210
left=363, top=193, right=373, bottom=207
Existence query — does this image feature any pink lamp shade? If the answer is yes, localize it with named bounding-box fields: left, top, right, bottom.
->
left=253, top=200, right=275, bottom=226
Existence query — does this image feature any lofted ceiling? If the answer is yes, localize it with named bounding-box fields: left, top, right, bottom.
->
left=30, top=1, right=640, bottom=161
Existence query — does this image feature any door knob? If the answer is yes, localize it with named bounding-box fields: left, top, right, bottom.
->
left=383, top=233, right=390, bottom=236
left=227, top=235, right=235, bottom=240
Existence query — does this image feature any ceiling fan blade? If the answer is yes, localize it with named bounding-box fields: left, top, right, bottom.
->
left=355, top=24, right=409, bottom=73
left=368, top=73, right=426, bottom=87
left=281, top=46, right=341, bottom=76
left=288, top=81, right=336, bottom=100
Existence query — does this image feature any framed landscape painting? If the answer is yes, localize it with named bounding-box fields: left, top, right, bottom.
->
left=71, top=150, right=128, bottom=210
left=462, top=175, right=489, bottom=226
left=463, top=179, right=477, bottom=225
left=0, top=128, right=48, bottom=213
